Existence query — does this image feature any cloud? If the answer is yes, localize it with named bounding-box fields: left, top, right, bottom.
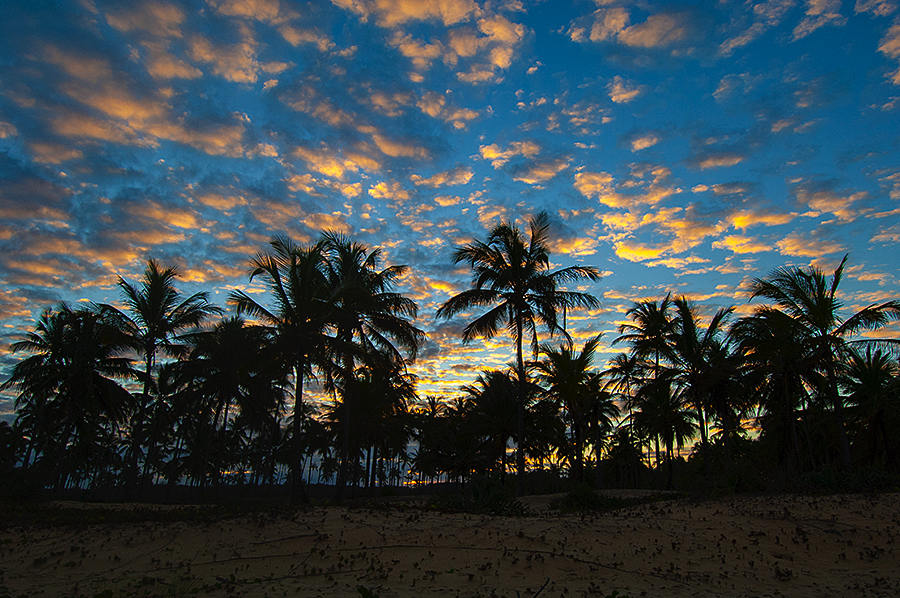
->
left=618, top=11, right=695, bottom=49
left=607, top=75, right=642, bottom=103
left=614, top=240, right=668, bottom=262
left=476, top=204, right=507, bottom=228
left=510, top=157, right=570, bottom=185
left=142, top=41, right=204, bottom=79
left=878, top=18, right=900, bottom=84
left=718, top=0, right=795, bottom=56
left=712, top=234, right=771, bottom=254
left=728, top=209, right=796, bottom=229
left=692, top=152, right=746, bottom=169
left=629, top=132, right=660, bottom=152
left=856, top=0, right=899, bottom=17
left=793, top=0, right=848, bottom=40
left=793, top=182, right=867, bottom=221
left=332, top=0, right=479, bottom=27
left=479, top=141, right=540, bottom=168
left=776, top=232, right=846, bottom=256
left=189, top=29, right=260, bottom=83
left=105, top=1, right=187, bottom=37
left=411, top=166, right=474, bottom=187
left=368, top=180, right=411, bottom=202
left=372, top=134, right=430, bottom=159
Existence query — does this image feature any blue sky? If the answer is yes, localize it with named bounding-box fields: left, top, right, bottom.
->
left=1, top=0, right=899, bottom=414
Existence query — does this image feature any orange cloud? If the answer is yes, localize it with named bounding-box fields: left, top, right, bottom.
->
left=411, top=167, right=473, bottom=187
left=512, top=158, right=570, bottom=185
left=776, top=233, right=846, bottom=257
left=479, top=141, right=540, bottom=167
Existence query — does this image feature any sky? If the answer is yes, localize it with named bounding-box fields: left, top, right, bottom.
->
left=1, top=0, right=900, bottom=418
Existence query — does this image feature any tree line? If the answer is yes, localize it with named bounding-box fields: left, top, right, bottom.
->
left=2, top=212, right=899, bottom=503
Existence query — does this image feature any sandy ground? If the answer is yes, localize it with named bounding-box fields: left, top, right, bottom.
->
left=2, top=492, right=899, bottom=597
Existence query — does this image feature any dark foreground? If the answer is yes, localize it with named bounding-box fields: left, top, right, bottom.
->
left=2, top=492, right=899, bottom=598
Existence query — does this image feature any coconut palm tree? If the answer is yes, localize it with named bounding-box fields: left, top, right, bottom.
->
left=436, top=211, right=600, bottom=496
left=2, top=304, right=136, bottom=491
left=747, top=255, right=900, bottom=469
left=668, top=297, right=734, bottom=450
left=102, top=259, right=221, bottom=495
left=320, top=231, right=424, bottom=500
left=229, top=236, right=333, bottom=504
left=842, top=347, right=900, bottom=470
left=532, top=334, right=607, bottom=483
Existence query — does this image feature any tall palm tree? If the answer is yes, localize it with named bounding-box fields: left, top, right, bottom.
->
left=102, top=259, right=221, bottom=495
left=614, top=294, right=675, bottom=378
left=320, top=231, right=424, bottom=499
left=229, top=236, right=333, bottom=504
left=532, top=334, right=607, bottom=483
left=668, top=297, right=734, bottom=449
left=747, top=255, right=900, bottom=469
left=842, top=347, right=900, bottom=470
left=436, top=211, right=600, bottom=496
left=2, top=304, right=136, bottom=490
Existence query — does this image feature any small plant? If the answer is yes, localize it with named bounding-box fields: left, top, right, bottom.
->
left=357, top=585, right=380, bottom=597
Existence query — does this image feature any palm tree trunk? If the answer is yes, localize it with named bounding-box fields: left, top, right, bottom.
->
left=515, top=311, right=526, bottom=497
left=826, top=362, right=852, bottom=469
left=291, top=360, right=310, bottom=505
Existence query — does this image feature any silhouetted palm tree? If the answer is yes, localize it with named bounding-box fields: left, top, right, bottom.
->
left=2, top=304, right=136, bottom=490
left=533, top=334, right=606, bottom=483
left=320, top=231, right=423, bottom=499
left=102, top=259, right=221, bottom=495
left=747, top=255, right=900, bottom=469
left=842, top=347, right=900, bottom=470
left=230, top=236, right=332, bottom=504
left=436, top=211, right=600, bottom=496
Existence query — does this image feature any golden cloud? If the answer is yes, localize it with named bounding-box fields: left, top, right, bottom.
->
left=189, top=30, right=259, bottom=83
left=411, top=166, right=474, bottom=187
left=127, top=201, right=201, bottom=230
left=28, top=142, right=83, bottom=164
left=712, top=234, right=770, bottom=254
left=512, top=158, right=570, bottom=185
left=607, top=75, right=642, bottom=104
left=368, top=180, right=411, bottom=202
left=477, top=204, right=507, bottom=228
left=728, top=209, right=795, bottom=230
left=479, top=140, right=540, bottom=168
left=105, top=2, right=186, bottom=37
left=618, top=12, right=693, bottom=48
left=614, top=240, right=667, bottom=262
left=792, top=0, right=848, bottom=41
left=142, top=41, right=203, bottom=79
left=333, top=0, right=479, bottom=27
left=196, top=193, right=248, bottom=211
left=696, top=153, right=746, bottom=169
left=630, top=133, right=659, bottom=152
left=372, top=134, right=430, bottom=159
left=776, top=232, right=846, bottom=257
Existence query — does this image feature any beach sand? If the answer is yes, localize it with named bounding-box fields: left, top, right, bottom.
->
left=2, top=492, right=899, bottom=597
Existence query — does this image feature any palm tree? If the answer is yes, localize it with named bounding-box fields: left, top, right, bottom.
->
left=462, top=369, right=521, bottom=482
left=532, top=334, right=608, bottom=483
left=320, top=231, right=424, bottom=500
left=747, top=255, right=900, bottom=469
left=2, top=304, right=136, bottom=491
left=668, top=297, right=734, bottom=450
left=614, top=295, right=675, bottom=379
left=436, top=211, right=600, bottom=496
left=102, top=259, right=221, bottom=495
left=180, top=316, right=285, bottom=488
left=842, top=347, right=900, bottom=470
left=229, top=236, right=333, bottom=504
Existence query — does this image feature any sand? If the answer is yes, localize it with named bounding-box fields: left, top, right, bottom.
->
left=2, top=492, right=899, bottom=597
